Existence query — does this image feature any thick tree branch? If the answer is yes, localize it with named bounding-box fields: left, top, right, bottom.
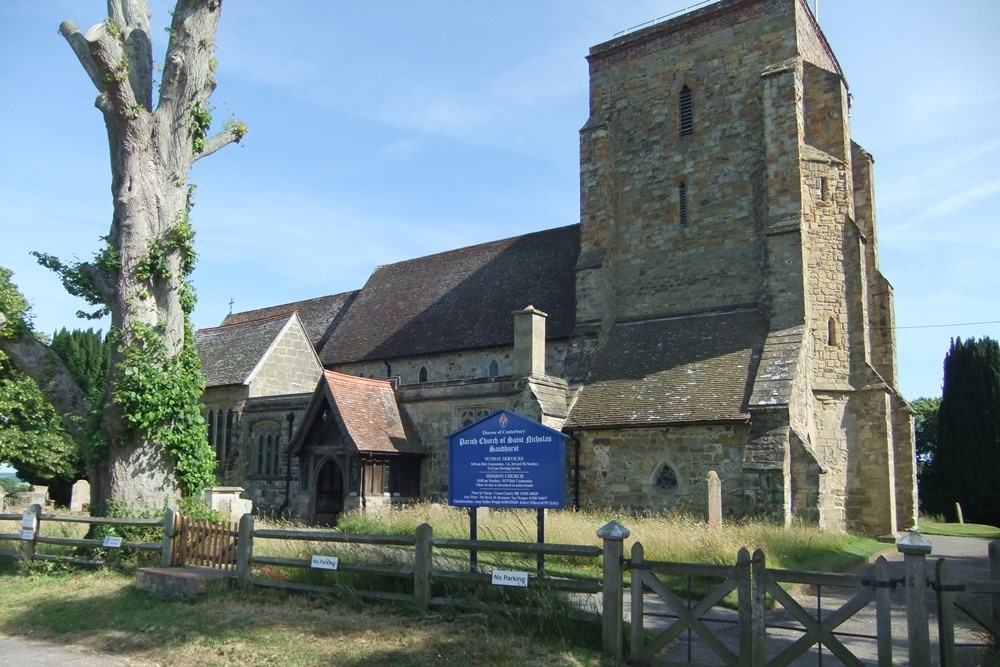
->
left=0, top=324, right=92, bottom=443
left=59, top=21, right=109, bottom=104
left=83, top=22, right=139, bottom=118
left=109, top=0, right=154, bottom=110
left=194, top=125, right=245, bottom=162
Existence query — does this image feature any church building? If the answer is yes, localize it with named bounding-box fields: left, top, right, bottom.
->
left=197, top=0, right=916, bottom=536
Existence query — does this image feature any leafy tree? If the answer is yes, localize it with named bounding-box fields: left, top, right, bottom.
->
left=0, top=0, right=244, bottom=513
left=935, top=337, right=1000, bottom=526
left=911, top=396, right=942, bottom=513
left=0, top=350, right=80, bottom=485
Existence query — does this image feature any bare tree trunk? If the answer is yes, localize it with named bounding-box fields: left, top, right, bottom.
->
left=53, top=0, right=243, bottom=512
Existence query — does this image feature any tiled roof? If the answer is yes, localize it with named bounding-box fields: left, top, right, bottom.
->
left=565, top=309, right=768, bottom=428
left=322, top=371, right=423, bottom=455
left=222, top=291, right=358, bottom=350
left=196, top=314, right=293, bottom=387
left=319, top=225, right=580, bottom=364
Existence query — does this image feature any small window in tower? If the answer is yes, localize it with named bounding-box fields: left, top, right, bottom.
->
left=820, top=176, right=828, bottom=201
left=488, top=359, right=499, bottom=378
left=679, top=84, right=694, bottom=136
left=827, top=317, right=838, bottom=347
left=418, top=366, right=428, bottom=383
left=678, top=182, right=688, bottom=225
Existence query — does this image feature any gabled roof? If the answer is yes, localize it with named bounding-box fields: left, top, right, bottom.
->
left=319, top=225, right=580, bottom=364
left=565, top=309, right=769, bottom=429
left=197, top=313, right=299, bottom=388
left=295, top=371, right=424, bottom=456
left=221, top=291, right=358, bottom=350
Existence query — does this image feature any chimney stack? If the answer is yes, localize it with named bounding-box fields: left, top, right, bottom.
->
left=513, top=305, right=547, bottom=377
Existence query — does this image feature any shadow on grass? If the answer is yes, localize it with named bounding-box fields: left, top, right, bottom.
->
left=0, top=564, right=608, bottom=667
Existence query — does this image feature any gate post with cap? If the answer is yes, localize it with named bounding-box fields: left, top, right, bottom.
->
left=898, top=531, right=933, bottom=667
left=598, top=519, right=630, bottom=660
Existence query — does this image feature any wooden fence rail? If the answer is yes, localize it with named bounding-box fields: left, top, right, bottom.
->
left=234, top=514, right=608, bottom=617
left=0, top=504, right=165, bottom=568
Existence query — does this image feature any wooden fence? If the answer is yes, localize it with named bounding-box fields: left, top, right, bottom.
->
left=0, top=504, right=164, bottom=568
left=234, top=513, right=605, bottom=618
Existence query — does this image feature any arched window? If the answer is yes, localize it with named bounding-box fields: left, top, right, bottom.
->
left=678, top=181, right=689, bottom=226
left=251, top=420, right=282, bottom=477
left=488, top=359, right=499, bottom=378
left=827, top=316, right=838, bottom=347
left=653, top=461, right=679, bottom=492
left=679, top=84, right=694, bottom=136
left=418, top=366, right=428, bottom=383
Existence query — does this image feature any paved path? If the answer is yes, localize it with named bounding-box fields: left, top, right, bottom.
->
left=0, top=635, right=141, bottom=666
left=636, top=534, right=999, bottom=666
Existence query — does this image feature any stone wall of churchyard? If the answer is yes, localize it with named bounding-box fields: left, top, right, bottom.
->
left=249, top=324, right=323, bottom=398
left=572, top=424, right=752, bottom=517
left=330, top=340, right=571, bottom=386
left=579, top=0, right=796, bottom=325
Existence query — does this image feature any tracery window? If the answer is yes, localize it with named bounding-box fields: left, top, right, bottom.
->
left=653, top=461, right=679, bottom=492
left=251, top=420, right=282, bottom=477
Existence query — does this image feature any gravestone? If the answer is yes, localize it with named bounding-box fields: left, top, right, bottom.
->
left=707, top=470, right=722, bottom=529
left=70, top=479, right=91, bottom=512
left=201, top=487, right=253, bottom=519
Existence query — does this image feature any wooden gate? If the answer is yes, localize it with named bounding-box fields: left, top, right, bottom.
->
left=172, top=515, right=239, bottom=570
left=628, top=543, right=753, bottom=666
left=626, top=544, right=896, bottom=666
left=933, top=556, right=1000, bottom=666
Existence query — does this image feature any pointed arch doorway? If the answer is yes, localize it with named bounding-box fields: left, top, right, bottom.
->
left=313, top=458, right=345, bottom=525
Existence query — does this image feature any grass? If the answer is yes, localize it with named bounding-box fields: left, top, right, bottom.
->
left=0, top=561, right=609, bottom=666
left=917, top=516, right=1000, bottom=540
left=0, top=505, right=891, bottom=665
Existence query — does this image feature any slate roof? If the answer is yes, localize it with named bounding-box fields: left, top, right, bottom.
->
left=196, top=314, right=295, bottom=387
left=320, top=371, right=424, bottom=456
left=222, top=291, right=358, bottom=350
left=319, top=225, right=580, bottom=364
left=565, top=309, right=769, bottom=429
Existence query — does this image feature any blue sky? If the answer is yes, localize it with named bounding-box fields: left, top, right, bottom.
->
left=0, top=0, right=997, bottom=402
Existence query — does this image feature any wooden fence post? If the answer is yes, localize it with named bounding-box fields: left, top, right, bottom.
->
left=629, top=541, right=644, bottom=659
left=898, top=531, right=933, bottom=667
left=736, top=547, right=752, bottom=661
left=873, top=555, right=893, bottom=667
left=935, top=558, right=956, bottom=667
left=990, top=540, right=999, bottom=626
left=597, top=519, right=630, bottom=661
left=21, top=504, right=41, bottom=562
left=751, top=548, right=767, bottom=667
left=413, top=522, right=432, bottom=609
left=236, top=513, right=254, bottom=581
left=161, top=507, right=178, bottom=567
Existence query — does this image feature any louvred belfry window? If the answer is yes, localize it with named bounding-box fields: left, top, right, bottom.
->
left=679, top=84, right=693, bottom=136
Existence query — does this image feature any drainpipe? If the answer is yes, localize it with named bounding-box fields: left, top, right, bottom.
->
left=570, top=434, right=581, bottom=510
left=278, top=411, right=295, bottom=517
left=383, top=359, right=392, bottom=378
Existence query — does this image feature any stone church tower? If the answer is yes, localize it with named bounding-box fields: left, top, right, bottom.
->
left=570, top=0, right=915, bottom=535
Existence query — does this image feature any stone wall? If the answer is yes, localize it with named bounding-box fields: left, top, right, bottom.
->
left=249, top=321, right=323, bottom=398
left=580, top=0, right=800, bottom=326
left=332, top=341, right=571, bottom=386
left=572, top=424, right=750, bottom=517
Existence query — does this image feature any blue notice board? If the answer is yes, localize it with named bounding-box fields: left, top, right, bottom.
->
left=447, top=409, right=566, bottom=509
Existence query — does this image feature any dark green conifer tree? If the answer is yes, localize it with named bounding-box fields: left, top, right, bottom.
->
left=936, top=337, right=1000, bottom=526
